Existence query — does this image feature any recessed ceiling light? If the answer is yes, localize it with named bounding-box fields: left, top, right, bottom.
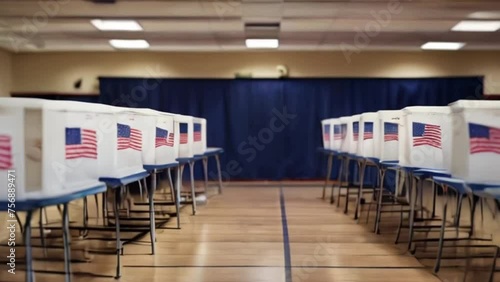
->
left=421, top=42, right=465, bottom=50
left=91, top=19, right=143, bottom=31
left=468, top=11, right=500, bottom=19
left=245, top=39, right=279, bottom=49
left=109, top=39, right=149, bottom=49
left=451, top=20, right=500, bottom=32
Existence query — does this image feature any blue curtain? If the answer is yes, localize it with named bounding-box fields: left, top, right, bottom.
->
left=98, top=77, right=483, bottom=181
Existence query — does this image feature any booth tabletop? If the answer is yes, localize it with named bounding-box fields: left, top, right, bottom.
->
left=0, top=184, right=107, bottom=211
left=433, top=176, right=467, bottom=193
left=413, top=168, right=451, bottom=178
left=99, top=171, right=150, bottom=188
left=144, top=163, right=179, bottom=172
left=204, top=147, right=224, bottom=156
left=176, top=156, right=203, bottom=164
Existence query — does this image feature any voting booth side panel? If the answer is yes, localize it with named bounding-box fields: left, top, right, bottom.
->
left=0, top=108, right=27, bottom=201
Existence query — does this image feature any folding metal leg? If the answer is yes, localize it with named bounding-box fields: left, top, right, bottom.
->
left=374, top=168, right=386, bottom=234
left=202, top=157, right=209, bottom=195
left=114, top=187, right=123, bottom=279
left=343, top=157, right=351, bottom=214
left=434, top=185, right=449, bottom=273
left=102, top=192, right=108, bottom=226
left=148, top=172, right=157, bottom=254
left=62, top=203, right=72, bottom=282
left=138, top=178, right=144, bottom=199
left=322, top=153, right=333, bottom=199
left=167, top=168, right=175, bottom=201
left=188, top=161, right=197, bottom=215
left=38, top=208, right=47, bottom=257
left=336, top=156, right=346, bottom=206
left=175, top=166, right=182, bottom=228
left=489, top=247, right=499, bottom=282
left=355, top=159, right=367, bottom=221
left=407, top=175, right=419, bottom=251
left=24, top=210, right=34, bottom=282
left=215, top=154, right=223, bottom=194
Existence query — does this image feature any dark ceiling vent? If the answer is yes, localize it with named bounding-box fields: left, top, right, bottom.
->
left=90, top=0, right=117, bottom=3
left=245, top=23, right=281, bottom=29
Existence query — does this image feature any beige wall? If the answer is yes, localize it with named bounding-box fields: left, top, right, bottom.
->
left=0, top=49, right=12, bottom=97
left=11, top=51, right=500, bottom=95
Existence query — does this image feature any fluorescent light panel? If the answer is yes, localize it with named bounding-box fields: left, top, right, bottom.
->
left=109, top=39, right=149, bottom=49
left=91, top=19, right=143, bottom=31
left=452, top=20, right=500, bottom=32
left=421, top=42, right=465, bottom=50
left=245, top=39, right=279, bottom=48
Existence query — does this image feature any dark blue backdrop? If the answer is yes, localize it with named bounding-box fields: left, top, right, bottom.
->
left=96, top=77, right=483, bottom=182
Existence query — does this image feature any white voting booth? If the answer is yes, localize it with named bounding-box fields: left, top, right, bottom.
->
left=399, top=106, right=451, bottom=170
left=350, top=115, right=361, bottom=155
left=377, top=110, right=401, bottom=162
left=192, top=117, right=207, bottom=155
left=450, top=100, right=500, bottom=184
left=174, top=114, right=194, bottom=158
left=331, top=119, right=342, bottom=151
left=339, top=116, right=352, bottom=153
left=357, top=112, right=379, bottom=158
left=133, top=109, right=178, bottom=166
left=0, top=98, right=107, bottom=201
left=321, top=119, right=331, bottom=150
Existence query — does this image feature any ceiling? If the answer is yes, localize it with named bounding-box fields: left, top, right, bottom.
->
left=1, top=0, right=500, bottom=52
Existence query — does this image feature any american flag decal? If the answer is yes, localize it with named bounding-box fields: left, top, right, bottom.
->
left=323, top=124, right=330, bottom=141
left=333, top=125, right=342, bottom=140
left=117, top=123, right=142, bottom=151
left=363, top=122, right=373, bottom=140
left=194, top=123, right=202, bottom=142
left=384, top=122, right=399, bottom=142
left=180, top=123, right=188, bottom=144
left=412, top=122, right=441, bottom=149
left=469, top=123, right=500, bottom=154
left=167, top=133, right=174, bottom=147
left=155, top=127, right=169, bottom=148
left=341, top=124, right=347, bottom=140
left=353, top=122, right=359, bottom=141
left=0, top=134, right=13, bottom=170
left=66, top=128, right=97, bottom=159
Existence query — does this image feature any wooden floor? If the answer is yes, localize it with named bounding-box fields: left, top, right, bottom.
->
left=0, top=184, right=496, bottom=281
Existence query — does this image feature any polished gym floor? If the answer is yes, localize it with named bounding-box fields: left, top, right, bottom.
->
left=0, top=183, right=498, bottom=281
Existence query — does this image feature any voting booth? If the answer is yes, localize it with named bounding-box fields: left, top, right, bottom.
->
left=357, top=112, right=379, bottom=158
left=350, top=115, right=361, bottom=155
left=0, top=98, right=107, bottom=201
left=192, top=117, right=207, bottom=155
left=399, top=106, right=451, bottom=170
left=331, top=119, right=342, bottom=151
left=321, top=119, right=331, bottom=150
left=339, top=116, right=352, bottom=153
left=377, top=110, right=401, bottom=162
left=450, top=100, right=500, bottom=184
left=174, top=114, right=194, bottom=158
left=134, top=108, right=178, bottom=166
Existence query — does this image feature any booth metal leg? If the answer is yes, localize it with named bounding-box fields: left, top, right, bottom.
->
left=434, top=185, right=449, bottom=273
left=323, top=153, right=333, bottom=200
left=175, top=165, right=182, bottom=229
left=38, top=208, right=47, bottom=257
left=407, top=175, right=419, bottom=251
left=148, top=173, right=157, bottom=255
left=374, top=168, right=386, bottom=234
left=102, top=192, right=108, bottom=226
left=202, top=157, right=209, bottom=195
left=336, top=156, right=345, bottom=206
left=344, top=157, right=352, bottom=214
left=355, top=160, right=367, bottom=221
left=189, top=161, right=197, bottom=215
left=114, top=187, right=123, bottom=279
left=215, top=154, right=223, bottom=194
left=62, top=203, right=72, bottom=282
left=24, top=210, right=34, bottom=282
left=167, top=168, right=175, bottom=201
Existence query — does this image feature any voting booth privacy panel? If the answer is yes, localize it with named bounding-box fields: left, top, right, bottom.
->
left=377, top=110, right=401, bottom=162
left=450, top=100, right=500, bottom=184
left=0, top=98, right=107, bottom=201
left=399, top=106, right=452, bottom=170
